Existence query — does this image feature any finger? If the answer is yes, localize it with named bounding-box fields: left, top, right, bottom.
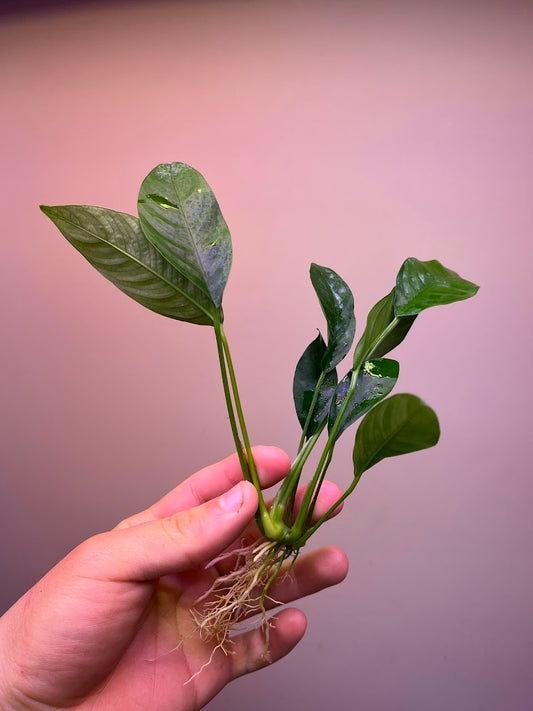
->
left=81, top=482, right=258, bottom=582
left=229, top=608, right=307, bottom=679
left=116, top=446, right=290, bottom=529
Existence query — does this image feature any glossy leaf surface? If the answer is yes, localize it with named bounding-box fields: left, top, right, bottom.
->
left=293, top=333, right=338, bottom=434
left=328, top=358, right=399, bottom=441
left=138, top=162, right=232, bottom=308
left=310, top=263, right=355, bottom=372
left=353, top=393, right=440, bottom=476
left=40, top=205, right=215, bottom=324
left=353, top=288, right=416, bottom=367
left=394, top=258, right=479, bottom=317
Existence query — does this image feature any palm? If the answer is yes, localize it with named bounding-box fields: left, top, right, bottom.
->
left=64, top=552, right=267, bottom=709
left=65, top=564, right=250, bottom=710
left=82, top=570, right=239, bottom=709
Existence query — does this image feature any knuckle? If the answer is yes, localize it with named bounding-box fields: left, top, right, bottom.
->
left=158, top=511, right=201, bottom=568
left=114, top=517, right=132, bottom=530
left=65, top=532, right=108, bottom=572
left=160, top=509, right=194, bottom=544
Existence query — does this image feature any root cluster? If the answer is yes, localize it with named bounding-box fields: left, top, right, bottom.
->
left=192, top=538, right=294, bottom=653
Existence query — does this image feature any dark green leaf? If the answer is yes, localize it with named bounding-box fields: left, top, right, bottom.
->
left=353, top=393, right=440, bottom=476
left=40, top=205, right=215, bottom=325
left=328, top=358, right=399, bottom=441
left=309, top=264, right=356, bottom=372
left=293, top=333, right=338, bottom=434
left=138, top=162, right=232, bottom=308
left=353, top=288, right=416, bottom=367
left=394, top=258, right=479, bottom=317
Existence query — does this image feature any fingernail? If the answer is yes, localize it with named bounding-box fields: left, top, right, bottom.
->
left=219, top=483, right=244, bottom=512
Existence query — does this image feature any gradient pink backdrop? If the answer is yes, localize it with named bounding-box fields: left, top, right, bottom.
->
left=1, top=1, right=532, bottom=709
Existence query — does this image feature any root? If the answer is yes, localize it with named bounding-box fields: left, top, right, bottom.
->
left=191, top=538, right=293, bottom=654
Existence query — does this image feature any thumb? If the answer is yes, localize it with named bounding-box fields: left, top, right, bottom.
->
left=81, top=481, right=258, bottom=582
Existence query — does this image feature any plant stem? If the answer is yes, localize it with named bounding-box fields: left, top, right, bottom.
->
left=214, top=315, right=280, bottom=535
left=353, top=316, right=401, bottom=371
left=291, top=366, right=360, bottom=535
left=297, top=371, right=325, bottom=452
left=291, top=315, right=403, bottom=538
left=213, top=311, right=250, bottom=481
left=296, top=471, right=364, bottom=546
left=269, top=428, right=323, bottom=526
left=305, top=446, right=334, bottom=528
left=218, top=324, right=261, bottom=491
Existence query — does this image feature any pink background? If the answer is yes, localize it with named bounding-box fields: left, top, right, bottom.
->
left=1, top=1, right=532, bottom=708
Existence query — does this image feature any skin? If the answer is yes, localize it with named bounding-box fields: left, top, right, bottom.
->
left=0, top=446, right=348, bottom=711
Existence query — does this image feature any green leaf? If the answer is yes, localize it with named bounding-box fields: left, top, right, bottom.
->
left=40, top=205, right=215, bottom=325
left=394, top=258, right=479, bottom=317
left=353, top=288, right=416, bottom=367
left=353, top=393, right=440, bottom=476
left=309, top=263, right=356, bottom=372
left=328, top=358, right=399, bottom=441
left=293, top=333, right=338, bottom=434
left=138, top=162, right=232, bottom=308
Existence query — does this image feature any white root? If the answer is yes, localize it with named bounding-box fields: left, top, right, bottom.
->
left=191, top=538, right=293, bottom=651
left=146, top=539, right=295, bottom=680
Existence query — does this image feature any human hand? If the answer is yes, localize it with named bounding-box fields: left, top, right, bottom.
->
left=0, top=447, right=348, bottom=710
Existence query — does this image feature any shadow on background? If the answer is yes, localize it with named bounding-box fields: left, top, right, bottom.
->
left=0, top=0, right=224, bottom=16
left=0, top=0, right=100, bottom=15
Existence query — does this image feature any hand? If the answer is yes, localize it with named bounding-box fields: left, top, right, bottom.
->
left=0, top=447, right=348, bottom=710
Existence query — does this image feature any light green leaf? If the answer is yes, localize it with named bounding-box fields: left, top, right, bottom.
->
left=40, top=204, right=215, bottom=324
left=138, top=162, right=232, bottom=308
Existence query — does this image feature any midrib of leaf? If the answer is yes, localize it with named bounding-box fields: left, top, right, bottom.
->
left=56, top=212, right=214, bottom=321
left=170, top=174, right=211, bottom=297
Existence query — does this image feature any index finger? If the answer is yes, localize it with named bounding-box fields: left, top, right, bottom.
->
left=116, top=446, right=290, bottom=529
